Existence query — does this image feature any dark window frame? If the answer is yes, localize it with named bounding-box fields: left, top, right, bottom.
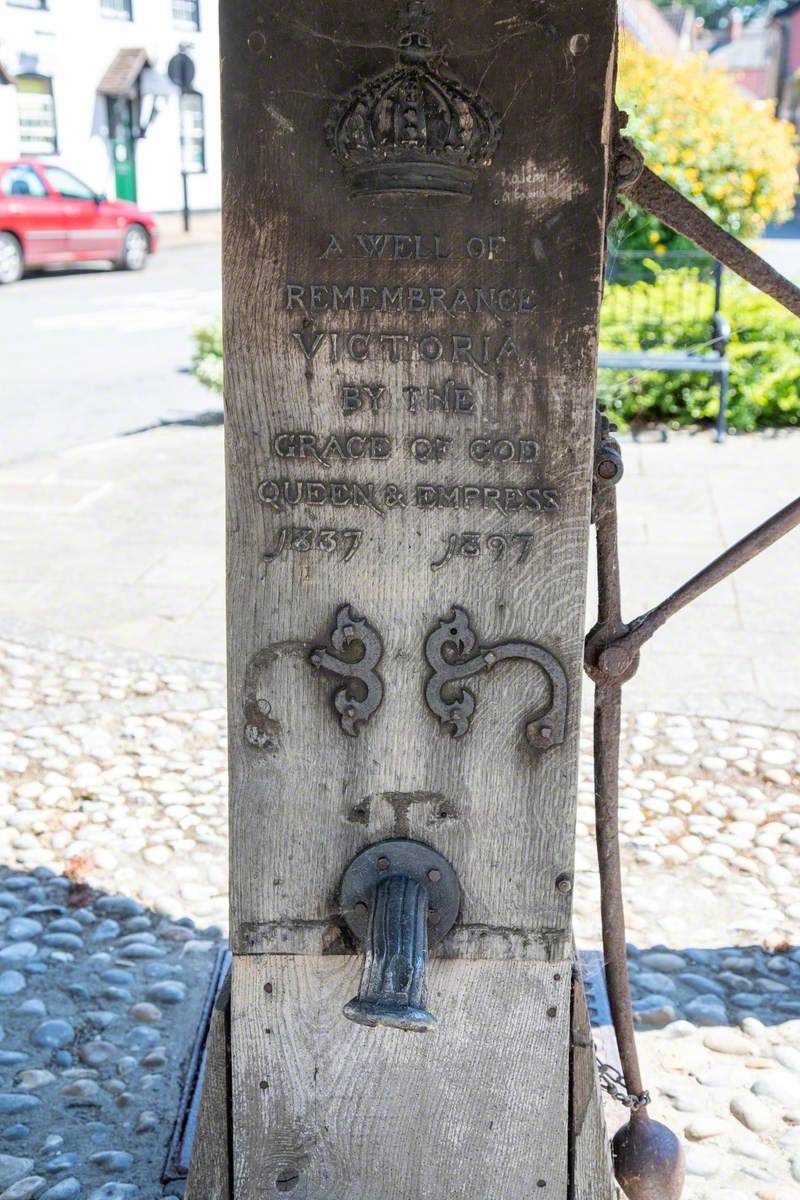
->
left=172, top=0, right=200, bottom=30
left=16, top=72, right=59, bottom=158
left=99, top=0, right=133, bottom=19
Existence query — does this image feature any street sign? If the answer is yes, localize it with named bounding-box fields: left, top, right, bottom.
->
left=167, top=51, right=195, bottom=91
left=168, top=51, right=197, bottom=231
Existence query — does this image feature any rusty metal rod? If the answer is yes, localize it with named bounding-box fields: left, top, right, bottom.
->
left=599, top=494, right=800, bottom=680
left=628, top=166, right=800, bottom=319
left=592, top=482, right=645, bottom=1102
left=590, top=440, right=687, bottom=1199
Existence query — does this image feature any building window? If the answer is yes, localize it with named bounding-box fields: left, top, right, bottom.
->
left=100, top=0, right=132, bottom=18
left=180, top=90, right=206, bottom=173
left=8, top=1, right=48, bottom=9
left=16, top=74, right=58, bottom=156
left=172, top=0, right=199, bottom=30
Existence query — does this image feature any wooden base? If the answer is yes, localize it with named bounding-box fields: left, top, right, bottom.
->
left=184, top=975, right=232, bottom=1200
left=186, top=955, right=615, bottom=1200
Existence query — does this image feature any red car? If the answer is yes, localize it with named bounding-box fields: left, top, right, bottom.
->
left=0, top=159, right=159, bottom=285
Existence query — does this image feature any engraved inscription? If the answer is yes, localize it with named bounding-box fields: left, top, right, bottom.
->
left=469, top=436, right=538, bottom=464
left=256, top=219, right=567, bottom=576
left=430, top=531, right=535, bottom=571
left=263, top=527, right=364, bottom=565
left=319, top=233, right=507, bottom=261
left=341, top=383, right=386, bottom=412
left=404, top=381, right=476, bottom=414
left=285, top=282, right=536, bottom=318
left=257, top=479, right=559, bottom=519
left=291, top=329, right=525, bottom=371
left=341, top=379, right=477, bottom=414
left=273, top=432, right=393, bottom=464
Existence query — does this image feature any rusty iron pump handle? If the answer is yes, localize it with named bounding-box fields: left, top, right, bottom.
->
left=587, top=494, right=800, bottom=686
left=628, top=165, right=800, bottom=320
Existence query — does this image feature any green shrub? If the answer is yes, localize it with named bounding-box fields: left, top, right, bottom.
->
left=193, top=317, right=224, bottom=393
left=599, top=267, right=800, bottom=432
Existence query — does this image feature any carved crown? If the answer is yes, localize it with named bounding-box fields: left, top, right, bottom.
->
left=325, top=23, right=502, bottom=203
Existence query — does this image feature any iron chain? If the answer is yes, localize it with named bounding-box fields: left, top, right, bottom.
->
left=596, top=1058, right=651, bottom=1112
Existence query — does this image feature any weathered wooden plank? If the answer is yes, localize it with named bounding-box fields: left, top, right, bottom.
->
left=185, top=992, right=232, bottom=1200
left=231, top=952, right=573, bottom=1199
left=571, top=965, right=617, bottom=1200
left=222, top=0, right=618, bottom=958
left=222, top=1, right=618, bottom=1192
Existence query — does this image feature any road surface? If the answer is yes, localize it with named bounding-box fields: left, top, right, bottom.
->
left=0, top=242, right=221, bottom=464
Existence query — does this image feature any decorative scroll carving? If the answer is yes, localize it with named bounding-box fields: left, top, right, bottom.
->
left=424, top=607, right=568, bottom=751
left=310, top=605, right=384, bottom=736
left=325, top=7, right=502, bottom=203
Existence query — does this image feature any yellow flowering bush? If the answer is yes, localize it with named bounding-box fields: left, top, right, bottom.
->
left=615, top=41, right=798, bottom=252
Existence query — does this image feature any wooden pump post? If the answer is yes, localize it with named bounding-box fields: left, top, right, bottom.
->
left=191, top=2, right=620, bottom=1195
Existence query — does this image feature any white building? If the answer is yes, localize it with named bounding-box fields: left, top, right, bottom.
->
left=0, top=0, right=220, bottom=214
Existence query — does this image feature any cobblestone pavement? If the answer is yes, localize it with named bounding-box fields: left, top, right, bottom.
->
left=0, top=867, right=223, bottom=1200
left=3, top=635, right=800, bottom=1197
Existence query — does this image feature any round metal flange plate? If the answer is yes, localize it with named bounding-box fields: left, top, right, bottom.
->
left=340, top=838, right=460, bottom=947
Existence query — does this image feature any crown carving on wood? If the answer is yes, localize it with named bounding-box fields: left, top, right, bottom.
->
left=325, top=6, right=502, bottom=203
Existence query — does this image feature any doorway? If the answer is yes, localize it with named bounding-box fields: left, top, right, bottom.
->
left=108, top=96, right=137, bottom=202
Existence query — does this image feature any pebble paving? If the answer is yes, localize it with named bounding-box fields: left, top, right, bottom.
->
left=2, top=636, right=800, bottom=1197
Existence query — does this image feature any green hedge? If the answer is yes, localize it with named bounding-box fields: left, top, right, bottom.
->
left=598, top=269, right=800, bottom=432
left=192, top=271, right=799, bottom=433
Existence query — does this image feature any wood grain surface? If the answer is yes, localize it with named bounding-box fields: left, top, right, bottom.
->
left=571, top=966, right=618, bottom=1200
left=222, top=0, right=618, bottom=958
left=221, top=3, right=617, bottom=1193
left=232, top=952, right=574, bottom=1199
left=185, top=997, right=232, bottom=1200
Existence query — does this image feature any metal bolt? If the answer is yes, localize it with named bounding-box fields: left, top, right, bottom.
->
left=343, top=625, right=355, bottom=640
left=427, top=868, right=441, bottom=883
left=555, top=873, right=572, bottom=895
left=484, top=651, right=497, bottom=666
left=345, top=706, right=356, bottom=718
left=310, top=651, right=322, bottom=666
left=376, top=856, right=390, bottom=872
left=539, top=724, right=552, bottom=740
left=597, top=458, right=618, bottom=480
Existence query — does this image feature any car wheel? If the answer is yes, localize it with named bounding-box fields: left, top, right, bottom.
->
left=0, top=233, right=23, bottom=285
left=116, top=224, right=149, bottom=272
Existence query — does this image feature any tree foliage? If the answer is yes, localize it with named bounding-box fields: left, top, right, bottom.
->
left=651, top=0, right=787, bottom=31
left=614, top=42, right=799, bottom=255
